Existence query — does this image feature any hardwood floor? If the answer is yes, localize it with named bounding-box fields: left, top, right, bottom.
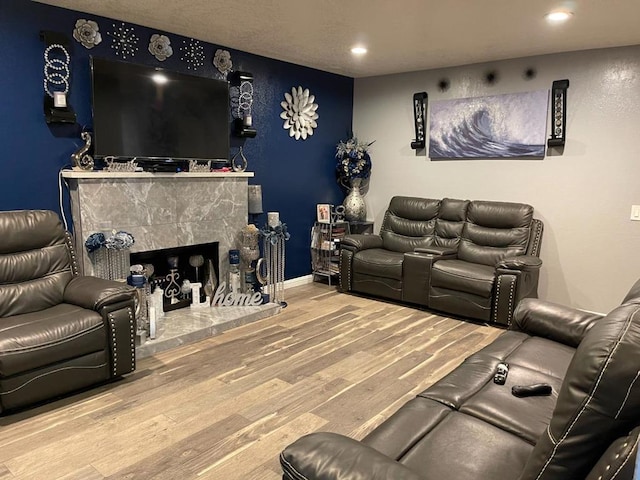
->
left=0, top=283, right=503, bottom=479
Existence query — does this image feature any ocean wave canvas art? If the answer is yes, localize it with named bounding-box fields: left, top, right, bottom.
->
left=429, top=90, right=548, bottom=159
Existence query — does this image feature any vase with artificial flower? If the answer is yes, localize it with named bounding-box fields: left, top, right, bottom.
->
left=335, top=136, right=374, bottom=222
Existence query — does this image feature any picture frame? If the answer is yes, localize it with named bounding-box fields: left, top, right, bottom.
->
left=316, top=204, right=331, bottom=223
left=429, top=90, right=548, bottom=159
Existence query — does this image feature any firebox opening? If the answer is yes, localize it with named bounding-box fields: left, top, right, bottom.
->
left=130, top=242, right=219, bottom=311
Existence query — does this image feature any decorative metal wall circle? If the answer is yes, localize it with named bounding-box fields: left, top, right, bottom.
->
left=438, top=78, right=450, bottom=92
left=280, top=86, right=319, bottom=140
left=484, top=70, right=499, bottom=85
left=73, top=19, right=102, bottom=49
left=181, top=39, right=205, bottom=70
left=148, top=34, right=173, bottom=61
left=108, top=22, right=139, bottom=59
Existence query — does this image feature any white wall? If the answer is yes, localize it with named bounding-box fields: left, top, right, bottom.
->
left=354, top=45, right=640, bottom=313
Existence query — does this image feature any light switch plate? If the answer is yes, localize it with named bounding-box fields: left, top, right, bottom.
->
left=631, top=205, right=640, bottom=221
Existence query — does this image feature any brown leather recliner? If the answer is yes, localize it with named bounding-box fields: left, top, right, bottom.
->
left=281, top=279, right=640, bottom=480
left=0, top=210, right=136, bottom=413
left=339, top=196, right=543, bottom=326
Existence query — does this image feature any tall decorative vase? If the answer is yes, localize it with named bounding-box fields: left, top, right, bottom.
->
left=343, top=177, right=367, bottom=222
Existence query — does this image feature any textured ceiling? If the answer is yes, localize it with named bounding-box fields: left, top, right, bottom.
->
left=34, top=0, right=640, bottom=77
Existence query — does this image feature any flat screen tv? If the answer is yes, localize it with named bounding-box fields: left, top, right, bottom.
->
left=90, top=57, right=230, bottom=162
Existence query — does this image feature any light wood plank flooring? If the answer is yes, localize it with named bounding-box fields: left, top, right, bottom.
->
left=0, top=282, right=503, bottom=479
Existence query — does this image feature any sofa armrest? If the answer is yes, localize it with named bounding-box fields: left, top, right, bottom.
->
left=281, top=432, right=423, bottom=480
left=497, top=255, right=542, bottom=271
left=415, top=246, right=457, bottom=256
left=341, top=234, right=383, bottom=252
left=510, top=298, right=603, bottom=348
left=64, top=276, right=136, bottom=311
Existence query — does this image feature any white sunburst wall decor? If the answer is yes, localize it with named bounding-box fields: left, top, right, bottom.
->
left=107, top=22, right=139, bottom=59
left=280, top=86, right=319, bottom=140
left=181, top=39, right=205, bottom=71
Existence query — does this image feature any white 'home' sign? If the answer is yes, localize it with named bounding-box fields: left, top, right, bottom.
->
left=212, top=281, right=263, bottom=307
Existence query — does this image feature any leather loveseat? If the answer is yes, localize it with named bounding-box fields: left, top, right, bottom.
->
left=339, top=196, right=543, bottom=326
left=281, top=279, right=640, bottom=480
left=0, top=210, right=136, bottom=413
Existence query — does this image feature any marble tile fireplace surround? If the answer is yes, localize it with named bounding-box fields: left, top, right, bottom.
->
left=62, top=171, right=253, bottom=277
left=62, top=170, right=280, bottom=357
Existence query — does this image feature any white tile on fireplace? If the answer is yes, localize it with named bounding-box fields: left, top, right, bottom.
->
left=135, top=302, right=281, bottom=359
left=65, top=173, right=251, bottom=279
left=175, top=177, right=247, bottom=222
left=78, top=178, right=178, bottom=228
left=128, top=223, right=182, bottom=252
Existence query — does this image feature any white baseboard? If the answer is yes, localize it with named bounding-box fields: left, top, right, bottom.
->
left=284, top=275, right=314, bottom=289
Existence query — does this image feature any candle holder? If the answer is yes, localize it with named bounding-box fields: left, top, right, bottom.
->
left=164, top=256, right=181, bottom=306
left=248, top=185, right=263, bottom=225
left=240, top=225, right=261, bottom=293
left=259, top=219, right=291, bottom=307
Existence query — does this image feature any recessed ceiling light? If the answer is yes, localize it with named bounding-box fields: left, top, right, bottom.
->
left=545, top=10, right=573, bottom=22
left=351, top=46, right=367, bottom=55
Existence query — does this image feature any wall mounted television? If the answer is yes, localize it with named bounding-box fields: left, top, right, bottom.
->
left=90, top=57, right=230, bottom=165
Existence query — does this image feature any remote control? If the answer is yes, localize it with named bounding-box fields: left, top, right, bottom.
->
left=511, top=383, right=552, bottom=397
left=493, top=362, right=509, bottom=385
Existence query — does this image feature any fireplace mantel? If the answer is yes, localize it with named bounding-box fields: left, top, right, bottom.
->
left=62, top=171, right=254, bottom=179
left=63, top=170, right=253, bottom=279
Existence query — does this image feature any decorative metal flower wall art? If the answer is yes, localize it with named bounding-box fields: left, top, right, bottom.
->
left=213, top=49, right=233, bottom=76
left=73, top=19, right=102, bottom=49
left=148, top=34, right=173, bottom=61
left=181, top=39, right=205, bottom=70
left=107, top=22, right=139, bottom=59
left=280, top=86, right=319, bottom=140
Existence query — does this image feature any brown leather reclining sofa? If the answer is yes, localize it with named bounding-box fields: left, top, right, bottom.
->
left=339, top=196, right=544, bottom=326
left=0, top=210, right=136, bottom=413
left=281, top=279, right=640, bottom=480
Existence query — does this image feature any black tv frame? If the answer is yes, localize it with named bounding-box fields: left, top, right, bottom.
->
left=90, top=56, right=231, bottom=167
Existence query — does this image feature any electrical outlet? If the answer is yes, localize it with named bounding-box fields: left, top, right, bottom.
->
left=631, top=205, right=640, bottom=221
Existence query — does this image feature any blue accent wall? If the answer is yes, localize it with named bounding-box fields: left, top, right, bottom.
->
left=0, top=0, right=353, bottom=280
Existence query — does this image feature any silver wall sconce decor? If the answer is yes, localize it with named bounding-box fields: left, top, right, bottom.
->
left=41, top=30, right=76, bottom=124
left=411, top=92, right=428, bottom=150
left=229, top=70, right=257, bottom=138
left=548, top=79, right=569, bottom=148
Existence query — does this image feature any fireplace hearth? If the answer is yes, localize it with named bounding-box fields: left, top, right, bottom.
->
left=135, top=301, right=281, bottom=359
